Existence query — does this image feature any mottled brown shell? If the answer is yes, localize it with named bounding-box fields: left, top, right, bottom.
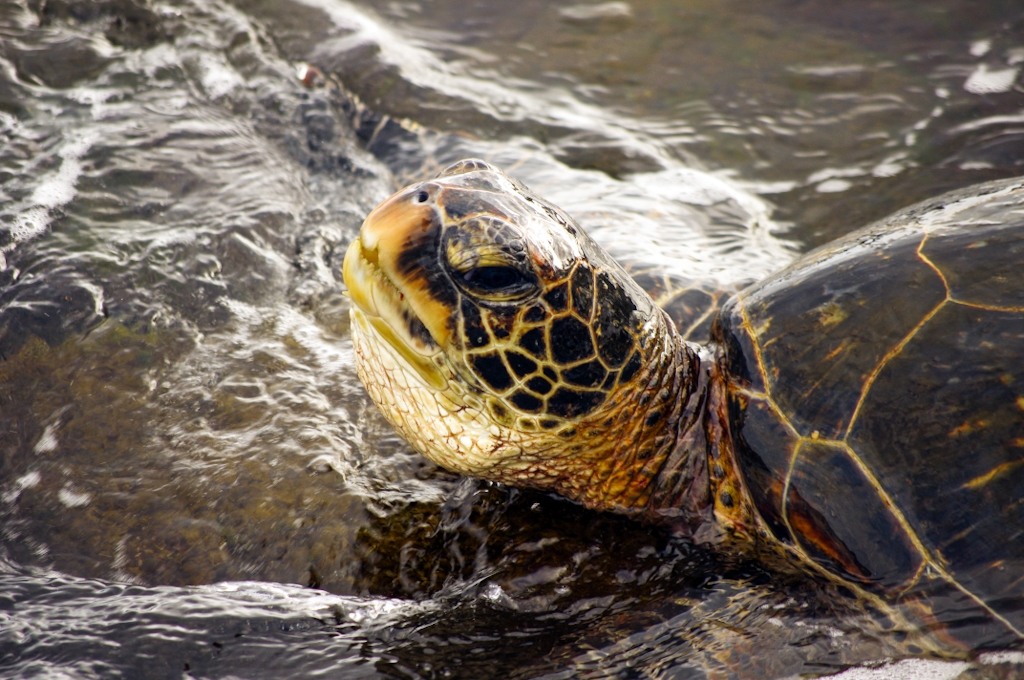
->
left=714, top=177, right=1024, bottom=647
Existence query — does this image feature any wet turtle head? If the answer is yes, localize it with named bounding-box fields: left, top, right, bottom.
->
left=343, top=159, right=669, bottom=497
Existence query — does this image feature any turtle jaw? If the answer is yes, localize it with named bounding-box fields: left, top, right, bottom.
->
left=342, top=190, right=451, bottom=391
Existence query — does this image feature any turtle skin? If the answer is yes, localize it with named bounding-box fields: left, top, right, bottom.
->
left=624, top=264, right=734, bottom=343
left=714, top=177, right=1024, bottom=647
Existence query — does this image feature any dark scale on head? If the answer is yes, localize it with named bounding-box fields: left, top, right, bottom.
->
left=511, top=391, right=544, bottom=413
left=619, top=351, right=642, bottom=384
left=548, top=388, right=605, bottom=418
left=485, top=308, right=515, bottom=340
left=441, top=193, right=508, bottom=221
left=524, top=304, right=547, bottom=323
left=480, top=218, right=529, bottom=258
left=601, top=371, right=618, bottom=390
left=505, top=351, right=538, bottom=378
left=543, top=366, right=558, bottom=381
left=562, top=360, right=607, bottom=388
left=550, top=316, right=595, bottom=364
left=570, top=265, right=595, bottom=319
left=595, top=321, right=633, bottom=369
left=461, top=298, right=489, bottom=348
left=526, top=376, right=554, bottom=395
left=472, top=353, right=513, bottom=391
left=593, top=273, right=638, bottom=368
left=520, top=327, right=547, bottom=359
left=543, top=284, right=569, bottom=312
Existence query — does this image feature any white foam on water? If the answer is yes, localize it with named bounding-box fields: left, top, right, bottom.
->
left=218, top=296, right=268, bottom=327
left=817, top=179, right=854, bottom=193
left=807, top=166, right=865, bottom=184
left=17, top=471, right=41, bottom=489
left=978, top=650, right=1024, bottom=665
left=32, top=136, right=93, bottom=208
left=559, top=2, right=633, bottom=22
left=824, top=658, right=968, bottom=680
left=33, top=423, right=59, bottom=454
left=203, top=580, right=435, bottom=625
left=9, top=133, right=96, bottom=245
left=950, top=112, right=1024, bottom=133
left=10, top=206, right=52, bottom=243
left=195, top=52, right=245, bottom=99
left=3, top=470, right=42, bottom=504
left=872, top=155, right=910, bottom=178
left=57, top=486, right=92, bottom=508
left=970, top=39, right=992, bottom=57
left=76, top=279, right=106, bottom=318
left=66, top=86, right=118, bottom=120
left=964, top=65, right=1019, bottom=95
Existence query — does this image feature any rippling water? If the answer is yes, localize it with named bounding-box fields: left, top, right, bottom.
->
left=1, top=0, right=1023, bottom=677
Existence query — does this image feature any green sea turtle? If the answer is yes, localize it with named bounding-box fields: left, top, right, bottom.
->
left=342, top=159, right=1024, bottom=648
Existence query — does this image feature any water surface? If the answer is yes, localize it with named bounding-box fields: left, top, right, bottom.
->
left=1, top=0, right=1023, bottom=677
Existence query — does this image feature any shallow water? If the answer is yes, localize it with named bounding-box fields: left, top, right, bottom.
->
left=1, top=0, right=1023, bottom=677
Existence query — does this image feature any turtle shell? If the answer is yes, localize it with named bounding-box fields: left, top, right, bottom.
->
left=714, top=177, right=1024, bottom=647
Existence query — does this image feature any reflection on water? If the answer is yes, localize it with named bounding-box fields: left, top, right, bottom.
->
left=1, top=0, right=1023, bottom=676
left=344, top=0, right=1024, bottom=240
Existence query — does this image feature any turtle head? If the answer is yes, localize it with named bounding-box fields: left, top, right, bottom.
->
left=343, top=159, right=670, bottom=499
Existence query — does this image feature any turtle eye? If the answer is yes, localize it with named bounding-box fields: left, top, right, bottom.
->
left=463, top=266, right=523, bottom=290
left=454, top=261, right=535, bottom=300
left=445, top=217, right=534, bottom=300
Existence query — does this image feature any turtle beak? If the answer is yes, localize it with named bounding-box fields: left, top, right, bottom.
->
left=343, top=185, right=453, bottom=351
left=358, top=188, right=433, bottom=268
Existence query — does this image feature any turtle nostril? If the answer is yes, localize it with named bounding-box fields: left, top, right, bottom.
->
left=415, top=190, right=430, bottom=203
